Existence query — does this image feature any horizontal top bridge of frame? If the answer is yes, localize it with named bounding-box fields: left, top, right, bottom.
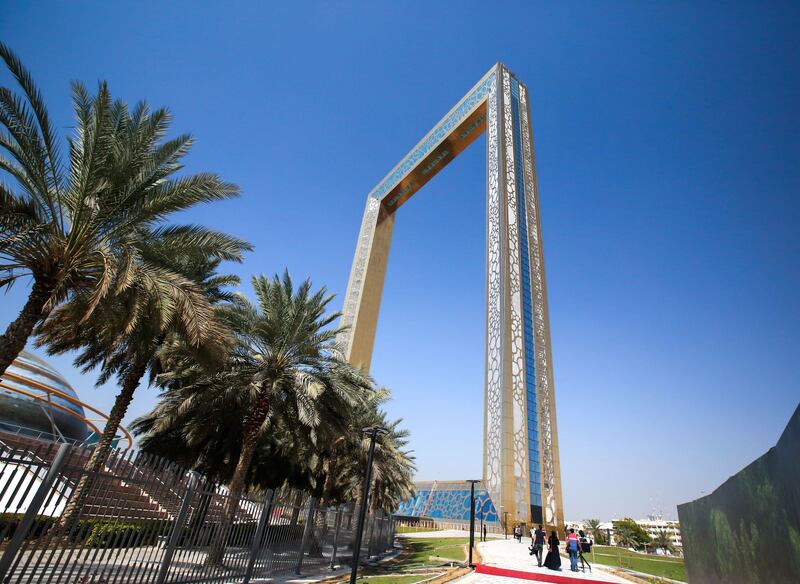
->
left=368, top=63, right=516, bottom=211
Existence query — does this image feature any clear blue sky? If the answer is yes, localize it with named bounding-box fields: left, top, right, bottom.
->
left=1, top=1, right=798, bottom=521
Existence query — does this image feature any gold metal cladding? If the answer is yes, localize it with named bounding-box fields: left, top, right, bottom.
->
left=340, top=63, right=563, bottom=527
left=382, top=105, right=487, bottom=211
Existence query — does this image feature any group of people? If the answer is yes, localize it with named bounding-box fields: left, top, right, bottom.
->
left=523, top=525, right=592, bottom=573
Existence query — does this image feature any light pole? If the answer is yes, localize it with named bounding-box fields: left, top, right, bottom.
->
left=349, top=426, right=389, bottom=584
left=466, top=480, right=479, bottom=567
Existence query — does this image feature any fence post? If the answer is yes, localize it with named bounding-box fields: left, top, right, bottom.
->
left=373, top=516, right=383, bottom=557
left=242, top=489, right=274, bottom=584
left=365, top=513, right=377, bottom=558
left=294, top=498, right=317, bottom=574
left=0, top=442, right=70, bottom=582
left=329, top=507, right=343, bottom=569
left=155, top=471, right=199, bottom=584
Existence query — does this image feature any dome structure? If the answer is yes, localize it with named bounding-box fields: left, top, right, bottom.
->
left=0, top=351, right=89, bottom=442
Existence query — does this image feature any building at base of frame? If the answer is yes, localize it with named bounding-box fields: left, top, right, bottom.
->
left=396, top=480, right=499, bottom=525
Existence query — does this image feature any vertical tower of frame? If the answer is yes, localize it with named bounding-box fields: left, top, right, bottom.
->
left=339, top=64, right=563, bottom=531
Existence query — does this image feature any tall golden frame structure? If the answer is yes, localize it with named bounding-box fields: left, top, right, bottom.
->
left=339, top=63, right=564, bottom=529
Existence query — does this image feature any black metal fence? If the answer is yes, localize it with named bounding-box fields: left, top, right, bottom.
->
left=0, top=435, right=396, bottom=583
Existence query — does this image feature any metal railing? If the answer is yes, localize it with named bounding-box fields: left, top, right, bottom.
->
left=0, top=437, right=396, bottom=583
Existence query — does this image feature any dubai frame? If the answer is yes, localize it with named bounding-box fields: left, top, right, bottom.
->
left=339, top=63, right=564, bottom=529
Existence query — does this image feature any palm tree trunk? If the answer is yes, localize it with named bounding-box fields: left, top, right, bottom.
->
left=308, top=457, right=328, bottom=557
left=289, top=491, right=304, bottom=526
left=206, top=390, right=271, bottom=566
left=370, top=480, right=381, bottom=514
left=320, top=453, right=337, bottom=509
left=0, top=277, right=55, bottom=377
left=58, top=356, right=148, bottom=530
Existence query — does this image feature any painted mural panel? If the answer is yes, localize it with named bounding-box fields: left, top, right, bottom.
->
left=678, top=403, right=800, bottom=583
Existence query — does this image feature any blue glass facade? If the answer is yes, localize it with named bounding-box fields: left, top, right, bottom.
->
left=510, top=79, right=542, bottom=510
left=396, top=483, right=499, bottom=522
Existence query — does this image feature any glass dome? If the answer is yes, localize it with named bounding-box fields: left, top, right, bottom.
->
left=0, top=351, right=89, bottom=442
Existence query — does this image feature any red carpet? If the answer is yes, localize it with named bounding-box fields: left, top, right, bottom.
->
left=474, top=563, right=613, bottom=584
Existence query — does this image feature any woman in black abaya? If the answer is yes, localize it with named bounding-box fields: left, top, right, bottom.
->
left=543, top=530, right=561, bottom=570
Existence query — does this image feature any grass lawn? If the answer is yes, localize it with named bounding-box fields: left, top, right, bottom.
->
left=348, top=538, right=464, bottom=584
left=398, top=537, right=470, bottom=566
left=587, top=545, right=686, bottom=582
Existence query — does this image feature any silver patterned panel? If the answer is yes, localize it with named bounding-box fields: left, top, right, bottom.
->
left=501, top=69, right=530, bottom=518
left=519, top=83, right=560, bottom=526
left=484, top=71, right=503, bottom=510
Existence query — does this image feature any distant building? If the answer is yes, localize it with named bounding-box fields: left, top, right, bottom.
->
left=567, top=516, right=682, bottom=553
left=637, top=517, right=682, bottom=551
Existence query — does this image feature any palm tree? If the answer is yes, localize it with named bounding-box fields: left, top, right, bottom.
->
left=358, top=412, right=415, bottom=515
left=132, top=380, right=305, bottom=488
left=215, top=273, right=372, bottom=502
left=150, top=271, right=374, bottom=564
left=0, top=42, right=243, bottom=376
left=615, top=525, right=638, bottom=550
left=135, top=380, right=416, bottom=514
left=39, top=250, right=245, bottom=529
left=585, top=518, right=606, bottom=545
left=308, top=387, right=414, bottom=512
left=38, top=250, right=244, bottom=472
left=653, top=529, right=675, bottom=556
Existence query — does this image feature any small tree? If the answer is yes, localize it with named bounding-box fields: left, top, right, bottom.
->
left=615, top=525, right=637, bottom=549
left=613, top=518, right=651, bottom=550
left=585, top=519, right=606, bottom=544
left=653, top=529, right=676, bottom=555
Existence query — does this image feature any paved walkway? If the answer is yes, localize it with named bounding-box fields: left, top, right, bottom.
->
left=455, top=538, right=631, bottom=584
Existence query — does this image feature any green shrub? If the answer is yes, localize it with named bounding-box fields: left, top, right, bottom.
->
left=85, top=522, right=145, bottom=548
left=0, top=513, right=54, bottom=541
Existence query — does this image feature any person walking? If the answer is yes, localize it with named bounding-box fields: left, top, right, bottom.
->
left=531, top=524, right=546, bottom=567
left=566, top=528, right=580, bottom=572
left=543, top=530, right=561, bottom=571
left=482, top=524, right=487, bottom=542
